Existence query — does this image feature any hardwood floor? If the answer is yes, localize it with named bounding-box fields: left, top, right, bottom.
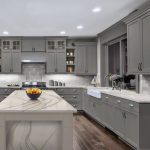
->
left=73, top=114, right=133, bottom=150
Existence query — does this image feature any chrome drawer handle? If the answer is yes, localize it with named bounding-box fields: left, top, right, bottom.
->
left=105, top=97, right=109, bottom=99
left=60, top=89, right=64, bottom=92
left=117, top=100, right=121, bottom=103
left=73, top=96, right=77, bottom=98
left=129, top=104, right=134, bottom=107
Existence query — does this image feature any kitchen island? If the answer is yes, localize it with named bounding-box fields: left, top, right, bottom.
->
left=0, top=90, right=76, bottom=150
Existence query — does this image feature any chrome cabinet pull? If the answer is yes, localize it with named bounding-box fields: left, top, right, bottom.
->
left=129, top=104, right=134, bottom=107
left=73, top=96, right=77, bottom=98
left=117, top=100, right=121, bottom=103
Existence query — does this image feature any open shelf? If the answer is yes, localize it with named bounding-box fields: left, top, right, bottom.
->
left=66, top=48, right=75, bottom=73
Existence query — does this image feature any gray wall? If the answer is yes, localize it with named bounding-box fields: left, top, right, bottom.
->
left=97, top=21, right=127, bottom=86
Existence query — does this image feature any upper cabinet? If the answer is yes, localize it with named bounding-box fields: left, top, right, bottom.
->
left=126, top=11, right=150, bottom=74
left=46, top=39, right=66, bottom=73
left=75, top=42, right=97, bottom=75
left=141, top=12, right=150, bottom=73
left=46, top=39, right=66, bottom=52
left=22, top=39, right=45, bottom=52
left=1, top=40, right=21, bottom=73
left=127, top=19, right=141, bottom=73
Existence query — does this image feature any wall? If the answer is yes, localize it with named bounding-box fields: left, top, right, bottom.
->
left=0, top=74, right=93, bottom=87
left=97, top=21, right=127, bottom=86
left=141, top=75, right=150, bottom=95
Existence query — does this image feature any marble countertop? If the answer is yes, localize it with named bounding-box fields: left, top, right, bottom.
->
left=0, top=90, right=77, bottom=113
left=87, top=87, right=150, bottom=103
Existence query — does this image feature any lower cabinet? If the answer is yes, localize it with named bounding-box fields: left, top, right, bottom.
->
left=0, top=88, right=17, bottom=102
left=84, top=91, right=139, bottom=149
left=113, top=107, right=125, bottom=139
left=55, top=88, right=82, bottom=110
left=125, top=111, right=138, bottom=148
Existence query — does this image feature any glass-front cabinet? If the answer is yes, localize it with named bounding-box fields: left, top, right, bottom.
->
left=46, top=39, right=66, bottom=51
left=2, top=40, right=21, bottom=52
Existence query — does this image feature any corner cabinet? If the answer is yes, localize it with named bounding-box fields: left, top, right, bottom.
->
left=1, top=40, right=21, bottom=73
left=46, top=39, right=66, bottom=73
left=126, top=11, right=150, bottom=74
left=75, top=42, right=97, bottom=75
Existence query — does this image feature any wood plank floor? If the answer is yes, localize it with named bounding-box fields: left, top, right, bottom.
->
left=73, top=114, right=133, bottom=150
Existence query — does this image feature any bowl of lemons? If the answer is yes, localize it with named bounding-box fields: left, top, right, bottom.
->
left=26, top=88, right=42, bottom=100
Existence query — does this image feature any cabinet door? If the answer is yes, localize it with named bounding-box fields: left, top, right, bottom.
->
left=46, top=52, right=56, bottom=73
left=22, top=40, right=34, bottom=52
left=75, top=45, right=86, bottom=74
left=125, top=112, right=138, bottom=148
left=141, top=13, right=150, bottom=73
left=113, top=107, right=125, bottom=139
left=33, top=40, right=45, bottom=52
left=92, top=100, right=109, bottom=127
left=1, top=52, right=11, bottom=73
left=87, top=45, right=97, bottom=75
left=56, top=51, right=66, bottom=73
left=12, top=40, right=21, bottom=52
left=2, top=40, right=11, bottom=52
left=127, top=19, right=141, bottom=73
left=83, top=90, right=90, bottom=113
left=12, top=52, right=21, bottom=73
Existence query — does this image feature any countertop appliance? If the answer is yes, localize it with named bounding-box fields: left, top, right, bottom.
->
left=21, top=82, right=47, bottom=90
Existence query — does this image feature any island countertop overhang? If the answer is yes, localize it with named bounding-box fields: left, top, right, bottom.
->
left=0, top=90, right=77, bottom=113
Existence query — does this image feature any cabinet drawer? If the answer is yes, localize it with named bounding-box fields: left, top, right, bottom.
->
left=0, top=88, right=15, bottom=95
left=60, top=94, right=80, bottom=109
left=56, top=88, right=81, bottom=95
left=102, top=94, right=139, bottom=113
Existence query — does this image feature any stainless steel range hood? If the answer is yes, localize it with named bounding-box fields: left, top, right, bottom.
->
left=21, top=60, right=46, bottom=63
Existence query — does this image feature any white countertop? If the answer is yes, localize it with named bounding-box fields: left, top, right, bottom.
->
left=0, top=90, right=76, bottom=113
left=87, top=87, right=150, bottom=103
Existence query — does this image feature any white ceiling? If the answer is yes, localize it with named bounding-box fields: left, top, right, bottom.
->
left=0, top=0, right=149, bottom=36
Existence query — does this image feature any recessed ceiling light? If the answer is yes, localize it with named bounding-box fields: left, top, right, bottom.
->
left=3, top=31, right=9, bottom=35
left=60, top=31, right=66, bottom=35
left=92, top=7, right=101, bottom=13
left=77, top=25, right=84, bottom=30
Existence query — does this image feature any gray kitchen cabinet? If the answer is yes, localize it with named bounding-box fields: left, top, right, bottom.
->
left=127, top=19, right=141, bottom=73
left=76, top=45, right=86, bottom=74
left=46, top=50, right=66, bottom=73
left=22, top=39, right=45, bottom=52
left=0, top=88, right=17, bottom=102
left=91, top=98, right=109, bottom=126
left=1, top=52, right=12, bottom=73
left=141, top=12, right=150, bottom=73
left=86, top=45, right=97, bottom=74
left=46, top=52, right=56, bottom=73
left=1, top=40, right=21, bottom=73
left=12, top=52, right=21, bottom=73
left=76, top=43, right=97, bottom=75
left=55, top=88, right=82, bottom=110
left=83, top=89, right=90, bottom=113
left=83, top=91, right=139, bottom=149
left=56, top=51, right=66, bottom=73
left=46, top=39, right=66, bottom=52
left=125, top=111, right=138, bottom=148
left=113, top=106, right=125, bottom=139
left=126, top=11, right=150, bottom=74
